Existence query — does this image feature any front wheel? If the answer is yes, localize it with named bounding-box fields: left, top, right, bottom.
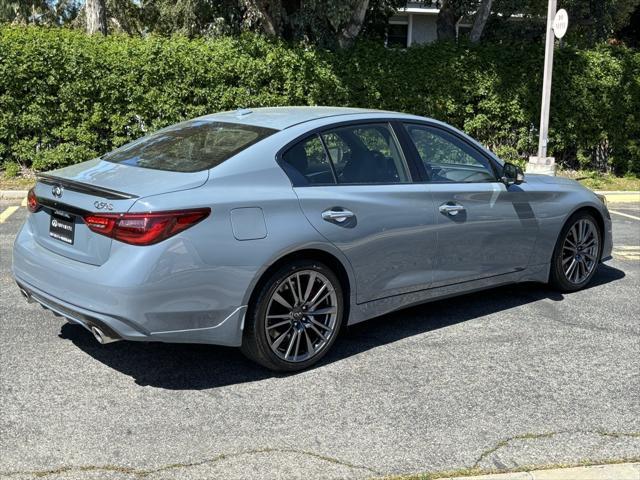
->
left=241, top=259, right=344, bottom=372
left=550, top=212, right=601, bottom=292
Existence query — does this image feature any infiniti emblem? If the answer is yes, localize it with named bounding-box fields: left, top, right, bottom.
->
left=52, top=185, right=63, bottom=198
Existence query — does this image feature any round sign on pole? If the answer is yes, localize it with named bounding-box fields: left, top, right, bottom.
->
left=553, top=8, right=569, bottom=39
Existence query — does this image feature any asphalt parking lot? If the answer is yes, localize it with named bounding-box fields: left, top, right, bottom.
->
left=1, top=200, right=639, bottom=480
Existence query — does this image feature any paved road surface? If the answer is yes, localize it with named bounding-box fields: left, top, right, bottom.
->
left=1, top=200, right=638, bottom=479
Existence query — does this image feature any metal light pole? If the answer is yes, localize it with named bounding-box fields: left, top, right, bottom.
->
left=538, top=0, right=556, bottom=161
left=527, top=1, right=567, bottom=175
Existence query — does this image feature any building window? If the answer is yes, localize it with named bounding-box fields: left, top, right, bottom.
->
left=387, top=19, right=409, bottom=47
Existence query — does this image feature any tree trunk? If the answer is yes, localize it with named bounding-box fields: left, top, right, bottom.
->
left=246, top=0, right=282, bottom=37
left=336, top=0, right=370, bottom=49
left=469, top=0, right=492, bottom=43
left=86, top=0, right=107, bottom=35
left=436, top=1, right=459, bottom=41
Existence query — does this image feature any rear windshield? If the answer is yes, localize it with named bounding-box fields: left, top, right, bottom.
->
left=103, top=120, right=277, bottom=172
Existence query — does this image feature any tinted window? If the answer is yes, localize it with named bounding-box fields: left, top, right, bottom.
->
left=103, top=121, right=276, bottom=173
left=405, top=124, right=496, bottom=183
left=321, top=124, right=410, bottom=184
left=281, top=135, right=336, bottom=185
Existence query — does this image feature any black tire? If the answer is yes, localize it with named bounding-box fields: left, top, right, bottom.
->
left=549, top=211, right=602, bottom=292
left=241, top=259, right=344, bottom=372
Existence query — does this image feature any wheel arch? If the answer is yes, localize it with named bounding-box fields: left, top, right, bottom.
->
left=243, top=247, right=353, bottom=323
left=565, top=204, right=606, bottom=257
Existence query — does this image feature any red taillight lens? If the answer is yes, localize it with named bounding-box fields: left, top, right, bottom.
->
left=83, top=208, right=210, bottom=246
left=27, top=187, right=39, bottom=213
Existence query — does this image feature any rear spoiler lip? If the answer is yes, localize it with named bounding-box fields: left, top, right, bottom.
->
left=36, top=173, right=138, bottom=200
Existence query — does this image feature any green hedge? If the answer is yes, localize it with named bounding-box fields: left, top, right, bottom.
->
left=1, top=26, right=638, bottom=175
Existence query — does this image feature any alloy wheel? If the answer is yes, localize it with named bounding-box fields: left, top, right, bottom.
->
left=561, top=218, right=599, bottom=284
left=264, top=270, right=339, bottom=363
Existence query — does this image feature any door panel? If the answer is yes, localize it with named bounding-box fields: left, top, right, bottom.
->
left=294, top=185, right=437, bottom=303
left=402, top=122, right=539, bottom=286
left=429, top=181, right=538, bottom=286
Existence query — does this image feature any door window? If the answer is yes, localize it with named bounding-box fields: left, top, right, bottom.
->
left=281, top=134, right=336, bottom=185
left=404, top=124, right=496, bottom=183
left=321, top=124, right=410, bottom=184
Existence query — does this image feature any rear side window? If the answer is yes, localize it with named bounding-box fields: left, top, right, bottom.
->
left=103, top=120, right=276, bottom=173
left=322, top=124, right=410, bottom=184
left=282, top=123, right=411, bottom=186
left=281, top=134, right=336, bottom=185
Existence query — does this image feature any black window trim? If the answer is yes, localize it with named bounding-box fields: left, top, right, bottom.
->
left=400, top=121, right=503, bottom=184
left=277, top=119, right=419, bottom=187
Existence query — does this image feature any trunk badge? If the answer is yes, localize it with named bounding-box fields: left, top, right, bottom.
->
left=52, top=185, right=64, bottom=198
left=94, top=201, right=114, bottom=211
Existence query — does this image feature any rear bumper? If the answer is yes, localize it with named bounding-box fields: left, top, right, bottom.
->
left=12, top=220, right=249, bottom=346
left=16, top=279, right=247, bottom=346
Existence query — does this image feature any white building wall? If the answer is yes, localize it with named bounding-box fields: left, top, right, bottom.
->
left=410, top=14, right=438, bottom=45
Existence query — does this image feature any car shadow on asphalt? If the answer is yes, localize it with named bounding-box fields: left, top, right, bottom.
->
left=59, top=264, right=625, bottom=390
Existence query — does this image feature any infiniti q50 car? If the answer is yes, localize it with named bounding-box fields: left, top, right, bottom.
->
left=13, top=107, right=612, bottom=371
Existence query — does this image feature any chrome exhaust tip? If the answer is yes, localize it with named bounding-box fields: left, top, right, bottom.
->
left=19, top=287, right=34, bottom=304
left=90, top=326, right=121, bottom=344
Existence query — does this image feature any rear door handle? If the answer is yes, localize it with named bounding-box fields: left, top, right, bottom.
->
left=322, top=208, right=355, bottom=224
left=439, top=203, right=466, bottom=216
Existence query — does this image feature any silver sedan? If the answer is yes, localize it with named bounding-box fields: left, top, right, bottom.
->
left=13, top=107, right=613, bottom=371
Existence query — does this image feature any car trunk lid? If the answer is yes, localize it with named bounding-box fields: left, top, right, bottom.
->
left=30, top=159, right=208, bottom=266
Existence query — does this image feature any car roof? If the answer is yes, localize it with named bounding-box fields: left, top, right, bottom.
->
left=201, top=106, right=396, bottom=130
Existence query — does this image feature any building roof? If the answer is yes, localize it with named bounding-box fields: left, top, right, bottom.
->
left=202, top=106, right=384, bottom=130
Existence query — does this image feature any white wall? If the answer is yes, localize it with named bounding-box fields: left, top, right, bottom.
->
left=410, top=14, right=438, bottom=45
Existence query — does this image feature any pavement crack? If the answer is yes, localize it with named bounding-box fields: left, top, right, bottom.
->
left=473, top=429, right=640, bottom=468
left=0, top=447, right=380, bottom=478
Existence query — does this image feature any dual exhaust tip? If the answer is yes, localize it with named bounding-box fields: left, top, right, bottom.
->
left=90, top=326, right=120, bottom=344
left=19, top=284, right=120, bottom=345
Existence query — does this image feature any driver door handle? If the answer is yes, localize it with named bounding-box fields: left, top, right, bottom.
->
left=439, top=203, right=466, bottom=216
left=322, top=208, right=355, bottom=224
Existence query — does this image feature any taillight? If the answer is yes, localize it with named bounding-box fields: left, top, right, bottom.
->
left=27, top=187, right=39, bottom=213
left=84, top=208, right=210, bottom=246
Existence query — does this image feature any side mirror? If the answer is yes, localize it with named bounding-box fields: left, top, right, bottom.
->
left=501, top=162, right=524, bottom=186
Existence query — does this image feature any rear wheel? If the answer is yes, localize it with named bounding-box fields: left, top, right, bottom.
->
left=550, top=212, right=601, bottom=292
left=241, top=259, right=344, bottom=371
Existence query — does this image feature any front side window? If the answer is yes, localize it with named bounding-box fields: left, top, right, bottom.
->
left=321, top=123, right=411, bottom=184
left=405, top=124, right=496, bottom=183
left=104, top=120, right=276, bottom=173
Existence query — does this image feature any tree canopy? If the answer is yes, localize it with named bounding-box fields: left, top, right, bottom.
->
left=1, top=0, right=638, bottom=48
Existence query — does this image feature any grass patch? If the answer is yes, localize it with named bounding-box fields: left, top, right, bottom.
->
left=558, top=170, right=640, bottom=191
left=0, top=176, right=35, bottom=190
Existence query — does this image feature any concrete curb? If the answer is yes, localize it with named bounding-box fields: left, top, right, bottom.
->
left=595, top=191, right=640, bottom=204
left=443, top=462, right=640, bottom=480
left=0, top=190, right=28, bottom=200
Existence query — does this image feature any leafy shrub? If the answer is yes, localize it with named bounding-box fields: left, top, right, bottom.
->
left=2, top=161, right=20, bottom=178
left=0, top=26, right=638, bottom=175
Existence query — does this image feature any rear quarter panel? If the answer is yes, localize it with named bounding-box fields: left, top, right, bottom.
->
left=128, top=133, right=358, bottom=331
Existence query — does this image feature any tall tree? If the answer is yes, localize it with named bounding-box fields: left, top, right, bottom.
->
left=469, top=0, right=492, bottom=42
left=335, top=0, right=370, bottom=48
left=244, top=0, right=375, bottom=47
left=436, top=0, right=461, bottom=40
left=86, top=0, right=107, bottom=34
